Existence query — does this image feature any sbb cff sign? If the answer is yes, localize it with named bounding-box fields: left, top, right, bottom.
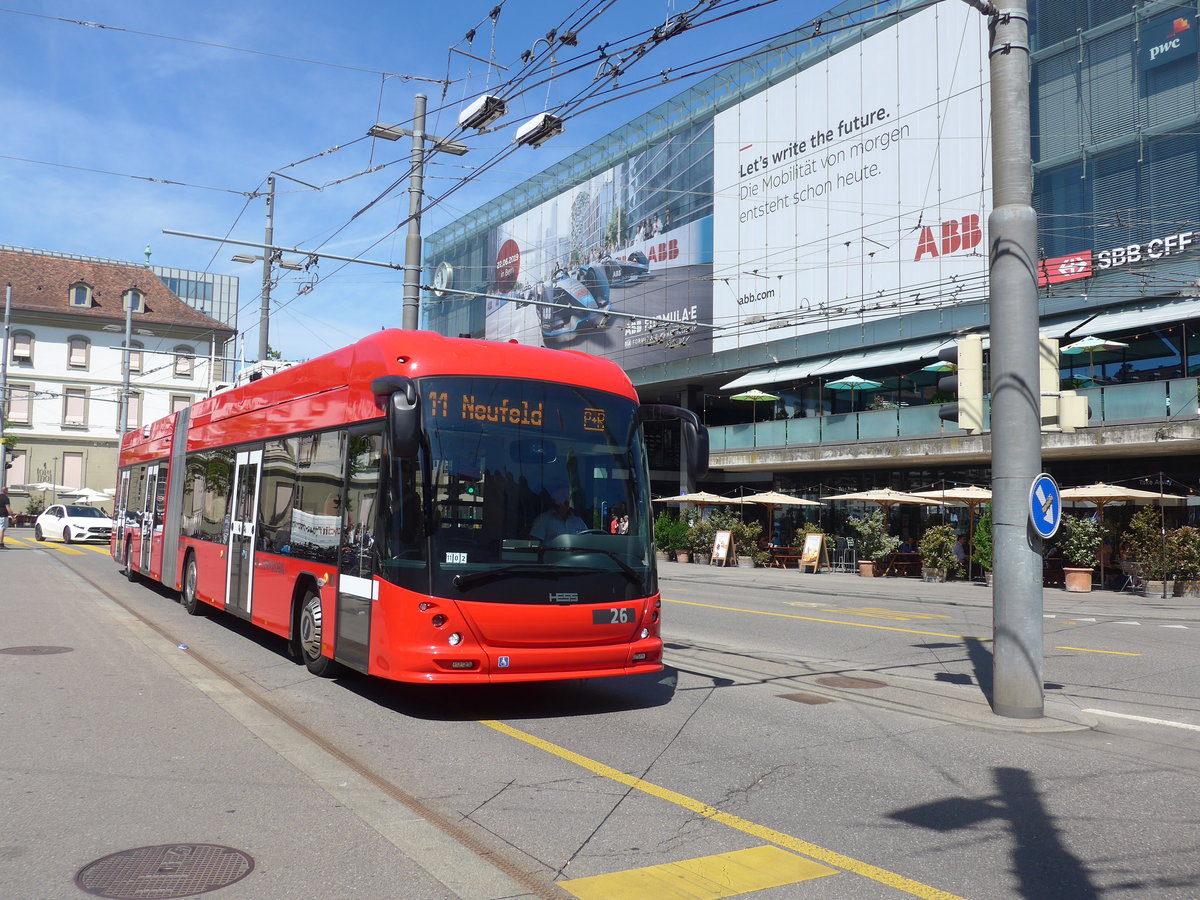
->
left=913, top=215, right=982, bottom=261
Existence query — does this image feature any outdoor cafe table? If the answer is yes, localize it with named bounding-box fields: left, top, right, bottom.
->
left=770, top=547, right=804, bottom=568
left=883, top=552, right=922, bottom=577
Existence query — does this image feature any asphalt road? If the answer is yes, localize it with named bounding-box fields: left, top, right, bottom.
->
left=3, top=536, right=1198, bottom=900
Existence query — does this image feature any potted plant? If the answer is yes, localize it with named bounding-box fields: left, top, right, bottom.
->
left=1060, top=515, right=1102, bottom=592
left=1124, top=506, right=1171, bottom=594
left=972, top=506, right=993, bottom=584
left=688, top=516, right=715, bottom=565
left=847, top=509, right=899, bottom=576
left=653, top=510, right=674, bottom=561
left=918, top=524, right=962, bottom=582
left=1169, top=526, right=1200, bottom=597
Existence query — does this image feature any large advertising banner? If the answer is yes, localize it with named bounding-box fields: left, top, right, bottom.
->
left=483, top=130, right=715, bottom=370
left=711, top=3, right=991, bottom=353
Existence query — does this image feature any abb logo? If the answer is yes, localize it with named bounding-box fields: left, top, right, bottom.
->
left=913, top=215, right=983, bottom=261
left=646, top=240, right=679, bottom=263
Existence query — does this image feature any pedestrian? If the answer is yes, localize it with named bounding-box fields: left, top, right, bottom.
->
left=0, top=486, right=13, bottom=548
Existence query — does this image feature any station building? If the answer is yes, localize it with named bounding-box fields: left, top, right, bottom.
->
left=424, top=0, right=1200, bottom=537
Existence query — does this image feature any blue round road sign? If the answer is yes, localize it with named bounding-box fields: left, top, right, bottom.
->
left=1029, top=473, right=1062, bottom=539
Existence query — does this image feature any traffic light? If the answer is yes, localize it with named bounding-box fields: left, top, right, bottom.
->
left=937, top=335, right=984, bottom=434
left=1039, top=337, right=1091, bottom=431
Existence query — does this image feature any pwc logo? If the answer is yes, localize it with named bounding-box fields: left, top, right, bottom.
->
left=912, top=215, right=983, bottom=261
left=1143, top=12, right=1197, bottom=70
left=494, top=238, right=521, bottom=293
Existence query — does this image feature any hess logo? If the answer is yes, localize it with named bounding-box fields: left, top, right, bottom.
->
left=913, top=215, right=983, bottom=261
left=494, top=239, right=521, bottom=293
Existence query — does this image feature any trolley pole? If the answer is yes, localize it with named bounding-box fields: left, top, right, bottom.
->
left=117, top=297, right=133, bottom=435
left=402, top=94, right=428, bottom=331
left=985, top=0, right=1044, bottom=718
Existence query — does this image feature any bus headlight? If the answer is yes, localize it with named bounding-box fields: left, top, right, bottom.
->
left=640, top=627, right=650, bottom=639
left=431, top=614, right=447, bottom=627
left=448, top=632, right=463, bottom=646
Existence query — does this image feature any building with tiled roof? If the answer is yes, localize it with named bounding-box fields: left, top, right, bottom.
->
left=1, top=247, right=236, bottom=509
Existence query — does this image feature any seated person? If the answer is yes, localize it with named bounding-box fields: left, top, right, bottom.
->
left=530, top=486, right=587, bottom=541
left=898, top=536, right=916, bottom=554
left=953, top=534, right=969, bottom=570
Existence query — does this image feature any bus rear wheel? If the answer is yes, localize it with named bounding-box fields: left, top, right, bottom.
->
left=181, top=555, right=207, bottom=616
left=299, top=588, right=336, bottom=677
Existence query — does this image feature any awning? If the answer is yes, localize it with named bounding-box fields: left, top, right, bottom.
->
left=1065, top=298, right=1200, bottom=336
left=720, top=340, right=944, bottom=391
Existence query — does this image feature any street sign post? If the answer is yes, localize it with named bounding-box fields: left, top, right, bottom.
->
left=1028, top=473, right=1062, bottom=540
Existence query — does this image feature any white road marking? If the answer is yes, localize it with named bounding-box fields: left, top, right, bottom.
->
left=1083, top=709, right=1200, bottom=732
left=1115, top=621, right=1140, bottom=626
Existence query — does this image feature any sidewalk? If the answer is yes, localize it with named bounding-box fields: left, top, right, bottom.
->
left=0, top=545, right=540, bottom=900
left=659, top=559, right=1200, bottom=620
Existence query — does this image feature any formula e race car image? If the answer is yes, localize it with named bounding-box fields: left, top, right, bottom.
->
left=529, top=263, right=616, bottom=341
left=598, top=250, right=651, bottom=287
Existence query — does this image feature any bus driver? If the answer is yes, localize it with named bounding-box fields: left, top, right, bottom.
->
left=530, top=485, right=587, bottom=541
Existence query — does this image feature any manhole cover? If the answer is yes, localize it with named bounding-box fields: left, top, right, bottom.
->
left=76, top=844, right=254, bottom=899
left=815, top=676, right=886, bottom=690
left=0, top=646, right=73, bottom=655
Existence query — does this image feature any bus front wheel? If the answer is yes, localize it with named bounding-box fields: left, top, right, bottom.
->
left=124, top=542, right=137, bottom=583
left=299, top=588, right=335, bottom=677
left=181, top=555, right=207, bottom=617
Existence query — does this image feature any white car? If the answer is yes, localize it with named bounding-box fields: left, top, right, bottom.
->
left=34, top=504, right=114, bottom=544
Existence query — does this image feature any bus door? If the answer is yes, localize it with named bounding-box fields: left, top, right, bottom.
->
left=335, top=430, right=383, bottom=672
left=114, top=469, right=131, bottom=551
left=226, top=449, right=263, bottom=616
left=139, top=465, right=161, bottom=572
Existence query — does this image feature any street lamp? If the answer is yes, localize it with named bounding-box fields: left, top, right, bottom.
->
left=368, top=95, right=470, bottom=330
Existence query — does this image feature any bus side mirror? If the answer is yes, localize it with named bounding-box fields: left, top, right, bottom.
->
left=371, top=376, right=421, bottom=458
left=639, top=403, right=709, bottom=479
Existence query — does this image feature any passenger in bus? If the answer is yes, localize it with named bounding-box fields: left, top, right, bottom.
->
left=530, top=486, right=587, bottom=541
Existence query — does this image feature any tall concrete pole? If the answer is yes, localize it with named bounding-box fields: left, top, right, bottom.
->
left=0, top=284, right=11, bottom=484
left=258, top=175, right=276, bottom=360
left=118, top=296, right=133, bottom=435
left=987, top=1, right=1044, bottom=718
left=402, top=94, right=427, bottom=331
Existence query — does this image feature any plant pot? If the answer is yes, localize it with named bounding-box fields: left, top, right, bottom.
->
left=675, top=550, right=690, bottom=564
left=984, top=571, right=993, bottom=586
left=922, top=567, right=947, bottom=583
left=1142, top=579, right=1173, bottom=597
left=1063, top=567, right=1094, bottom=592
left=694, top=553, right=711, bottom=566
left=655, top=550, right=670, bottom=562
left=858, top=560, right=877, bottom=577
left=737, top=555, right=754, bottom=567
left=1175, top=579, right=1200, bottom=598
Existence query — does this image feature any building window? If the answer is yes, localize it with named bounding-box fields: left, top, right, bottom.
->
left=67, top=336, right=90, bottom=370
left=63, top=387, right=88, bottom=427
left=8, top=385, right=33, bottom=425
left=173, top=347, right=194, bottom=379
left=170, top=394, right=191, bottom=414
left=6, top=450, right=26, bottom=487
left=69, top=282, right=94, bottom=308
left=62, top=452, right=84, bottom=491
left=123, top=289, right=144, bottom=313
left=11, top=331, right=33, bottom=364
left=128, top=340, right=144, bottom=375
left=125, top=392, right=142, bottom=431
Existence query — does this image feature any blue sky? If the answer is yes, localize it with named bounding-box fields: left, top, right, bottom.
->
left=0, top=0, right=830, bottom=359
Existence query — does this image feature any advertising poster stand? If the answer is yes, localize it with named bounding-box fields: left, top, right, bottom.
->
left=799, top=533, right=828, bottom=573
left=711, top=531, right=734, bottom=566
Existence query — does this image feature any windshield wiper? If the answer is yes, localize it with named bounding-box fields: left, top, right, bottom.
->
left=453, top=564, right=570, bottom=592
left=538, top=544, right=645, bottom=590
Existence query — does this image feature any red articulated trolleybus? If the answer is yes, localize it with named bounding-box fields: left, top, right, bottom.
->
left=112, top=329, right=706, bottom=683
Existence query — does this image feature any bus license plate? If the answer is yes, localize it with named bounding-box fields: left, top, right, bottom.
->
left=593, top=607, right=635, bottom=625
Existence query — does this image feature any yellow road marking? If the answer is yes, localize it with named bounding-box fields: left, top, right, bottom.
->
left=483, top=720, right=967, bottom=900
left=666, top=598, right=988, bottom=642
left=559, top=845, right=836, bottom=900
left=821, top=606, right=952, bottom=622
left=14, top=538, right=86, bottom=555
left=1056, top=646, right=1141, bottom=657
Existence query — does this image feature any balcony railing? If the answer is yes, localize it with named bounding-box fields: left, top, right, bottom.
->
left=708, top=377, right=1199, bottom=453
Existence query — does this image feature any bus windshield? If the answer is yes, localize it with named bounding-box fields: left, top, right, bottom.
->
left=381, top=376, right=654, bottom=604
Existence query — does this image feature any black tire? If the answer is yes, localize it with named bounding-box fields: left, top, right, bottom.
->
left=34, top=525, right=44, bottom=541
left=124, top=542, right=137, bottom=583
left=180, top=555, right=207, bottom=616
left=63, top=527, right=73, bottom=545
left=298, top=588, right=336, bottom=677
